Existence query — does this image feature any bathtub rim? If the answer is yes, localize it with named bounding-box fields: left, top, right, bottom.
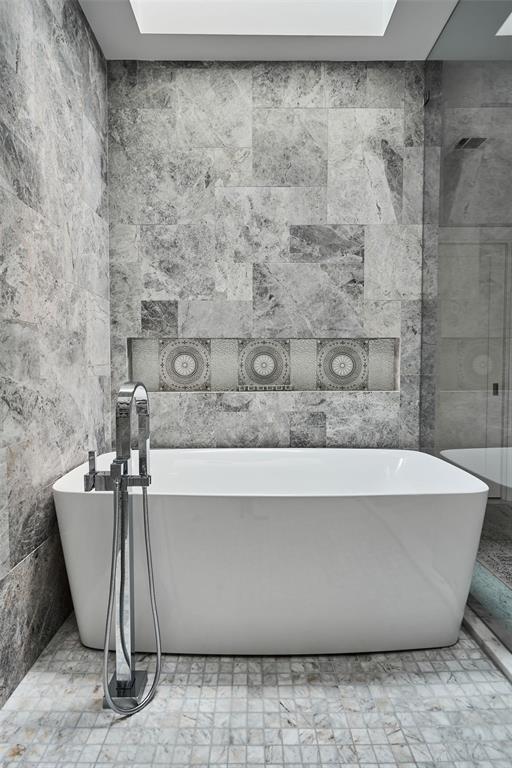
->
left=52, top=447, right=489, bottom=498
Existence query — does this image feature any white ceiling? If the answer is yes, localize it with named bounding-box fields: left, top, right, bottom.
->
left=78, top=0, right=458, bottom=60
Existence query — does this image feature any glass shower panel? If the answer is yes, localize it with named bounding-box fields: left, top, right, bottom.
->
left=436, top=241, right=507, bottom=498
left=424, top=41, right=512, bottom=644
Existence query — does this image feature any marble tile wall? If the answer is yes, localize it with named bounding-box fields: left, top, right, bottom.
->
left=0, top=0, right=109, bottom=705
left=109, top=61, right=425, bottom=447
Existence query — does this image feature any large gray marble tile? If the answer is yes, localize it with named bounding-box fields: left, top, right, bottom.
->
left=86, top=293, right=110, bottom=377
left=324, top=391, right=400, bottom=447
left=8, top=485, right=56, bottom=569
left=149, top=392, right=218, bottom=447
left=68, top=201, right=109, bottom=301
left=138, top=147, right=218, bottom=225
left=253, top=62, right=324, bottom=108
left=0, top=58, right=38, bottom=149
left=215, top=187, right=289, bottom=263
left=0, top=534, right=71, bottom=707
left=363, top=300, right=401, bottom=338
left=402, top=146, right=424, bottom=225
left=365, top=224, right=422, bottom=301
left=108, top=60, right=139, bottom=109
left=400, top=300, right=422, bottom=376
left=215, top=413, right=290, bottom=448
left=289, top=224, right=364, bottom=263
left=109, top=222, right=139, bottom=266
left=141, top=301, right=178, bottom=336
left=110, top=256, right=142, bottom=343
left=367, top=62, right=405, bottom=108
left=81, top=115, right=107, bottom=218
left=253, top=108, right=327, bottom=187
left=0, top=188, right=71, bottom=325
left=179, top=300, right=253, bottom=338
left=399, top=374, right=420, bottom=450
left=173, top=66, right=252, bottom=148
left=137, top=61, right=175, bottom=108
left=287, top=186, right=327, bottom=224
left=328, top=108, right=404, bottom=224
left=213, top=147, right=253, bottom=187
left=0, top=450, right=8, bottom=580
left=324, top=62, right=367, bottom=107
left=0, top=122, right=42, bottom=212
left=0, top=0, right=34, bottom=90
left=140, top=221, right=217, bottom=301
left=289, top=412, right=326, bottom=447
left=253, top=263, right=364, bottom=337
left=404, top=62, right=425, bottom=148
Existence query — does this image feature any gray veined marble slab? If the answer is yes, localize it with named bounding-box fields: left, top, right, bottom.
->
left=0, top=121, right=43, bottom=213
left=289, top=224, right=364, bottom=263
left=0, top=0, right=109, bottom=707
left=252, top=108, right=328, bottom=187
left=327, top=108, right=404, bottom=225
left=179, top=300, right=253, bottom=338
left=138, top=147, right=218, bottom=226
left=173, top=66, right=252, bottom=149
left=365, top=223, right=423, bottom=301
left=68, top=201, right=109, bottom=301
left=367, top=61, right=406, bottom=109
left=252, top=62, right=325, bottom=108
left=399, top=374, right=421, bottom=450
left=81, top=115, right=107, bottom=219
left=0, top=534, right=71, bottom=707
left=141, top=300, right=178, bottom=336
left=140, top=220, right=217, bottom=301
left=363, top=299, right=401, bottom=338
left=253, top=262, right=364, bottom=338
left=325, top=391, right=401, bottom=448
left=290, top=411, right=327, bottom=447
left=324, top=62, right=367, bottom=108
left=213, top=147, right=253, bottom=188
left=108, top=59, right=424, bottom=479
left=215, top=186, right=289, bottom=263
left=136, top=61, right=175, bottom=109
left=400, top=299, right=422, bottom=376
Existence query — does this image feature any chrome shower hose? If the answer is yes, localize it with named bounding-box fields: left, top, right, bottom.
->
left=103, top=485, right=162, bottom=716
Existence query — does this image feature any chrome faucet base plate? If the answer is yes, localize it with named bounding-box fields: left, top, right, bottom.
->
left=103, top=670, right=148, bottom=709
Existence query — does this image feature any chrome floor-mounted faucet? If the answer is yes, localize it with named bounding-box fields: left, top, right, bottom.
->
left=84, top=382, right=161, bottom=716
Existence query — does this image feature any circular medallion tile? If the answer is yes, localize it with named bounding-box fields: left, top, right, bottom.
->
left=317, top=340, right=368, bottom=390
left=159, top=339, right=210, bottom=391
left=239, top=340, right=290, bottom=388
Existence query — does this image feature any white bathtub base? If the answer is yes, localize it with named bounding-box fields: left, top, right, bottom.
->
left=53, top=449, right=488, bottom=655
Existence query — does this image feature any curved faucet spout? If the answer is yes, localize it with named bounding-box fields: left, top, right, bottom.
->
left=115, top=382, right=151, bottom=476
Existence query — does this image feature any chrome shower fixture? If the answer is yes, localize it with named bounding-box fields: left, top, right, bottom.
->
left=84, top=382, right=161, bottom=716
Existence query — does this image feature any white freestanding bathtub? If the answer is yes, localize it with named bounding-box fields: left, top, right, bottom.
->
left=53, top=448, right=488, bottom=655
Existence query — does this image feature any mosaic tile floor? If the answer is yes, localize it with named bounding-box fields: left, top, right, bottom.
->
left=478, top=501, right=512, bottom=590
left=1, top=617, right=512, bottom=768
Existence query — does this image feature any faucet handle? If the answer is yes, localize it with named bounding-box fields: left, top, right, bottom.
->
left=84, top=450, right=97, bottom=491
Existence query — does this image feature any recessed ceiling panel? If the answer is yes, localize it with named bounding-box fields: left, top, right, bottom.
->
left=78, top=0, right=458, bottom=60
left=129, top=0, right=397, bottom=37
left=496, top=10, right=512, bottom=35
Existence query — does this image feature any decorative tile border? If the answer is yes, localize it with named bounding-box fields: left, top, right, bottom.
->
left=129, top=338, right=398, bottom=392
